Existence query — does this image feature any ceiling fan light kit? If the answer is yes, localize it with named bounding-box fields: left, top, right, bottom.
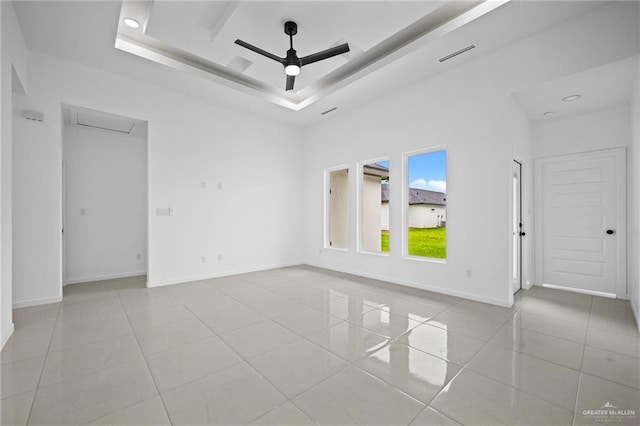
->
left=235, top=21, right=350, bottom=91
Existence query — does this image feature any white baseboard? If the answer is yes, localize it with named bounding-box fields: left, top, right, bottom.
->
left=1, top=323, right=15, bottom=350
left=146, top=262, right=301, bottom=288
left=542, top=283, right=616, bottom=298
left=65, top=271, right=147, bottom=285
left=304, top=262, right=512, bottom=308
left=13, top=295, right=63, bottom=309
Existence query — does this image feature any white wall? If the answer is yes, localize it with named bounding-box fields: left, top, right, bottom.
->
left=12, top=50, right=303, bottom=307
left=304, top=67, right=519, bottom=306
left=302, top=1, right=639, bottom=307
left=532, top=105, right=631, bottom=159
left=63, top=125, right=147, bottom=284
left=12, top=94, right=62, bottom=307
left=1, top=1, right=28, bottom=348
left=630, top=68, right=640, bottom=328
left=6, top=1, right=640, bottom=313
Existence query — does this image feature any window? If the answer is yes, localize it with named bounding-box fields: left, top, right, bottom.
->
left=406, top=149, right=447, bottom=259
left=327, top=168, right=349, bottom=249
left=360, top=160, right=389, bottom=253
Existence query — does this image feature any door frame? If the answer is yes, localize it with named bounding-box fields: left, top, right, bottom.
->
left=534, top=148, right=627, bottom=298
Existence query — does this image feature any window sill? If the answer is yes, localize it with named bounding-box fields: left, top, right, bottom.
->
left=403, top=255, right=447, bottom=264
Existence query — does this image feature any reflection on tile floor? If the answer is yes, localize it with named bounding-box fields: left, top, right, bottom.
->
left=1, top=266, right=639, bottom=425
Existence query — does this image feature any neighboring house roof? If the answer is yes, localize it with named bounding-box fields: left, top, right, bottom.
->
left=381, top=185, right=446, bottom=206
left=363, top=163, right=389, bottom=179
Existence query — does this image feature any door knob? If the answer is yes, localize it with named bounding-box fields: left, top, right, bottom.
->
left=606, top=229, right=615, bottom=235
left=519, top=232, right=526, bottom=236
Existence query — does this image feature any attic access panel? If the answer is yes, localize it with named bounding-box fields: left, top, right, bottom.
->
left=116, top=1, right=507, bottom=111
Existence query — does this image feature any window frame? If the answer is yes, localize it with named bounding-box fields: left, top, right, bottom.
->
left=403, top=145, right=448, bottom=263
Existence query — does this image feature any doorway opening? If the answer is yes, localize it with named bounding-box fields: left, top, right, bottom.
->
left=62, top=105, right=148, bottom=287
left=512, top=160, right=523, bottom=294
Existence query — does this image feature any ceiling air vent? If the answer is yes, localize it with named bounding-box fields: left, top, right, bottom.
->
left=321, top=107, right=338, bottom=115
left=438, top=44, right=476, bottom=63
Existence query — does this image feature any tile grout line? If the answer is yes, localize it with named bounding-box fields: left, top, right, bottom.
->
left=170, top=281, right=299, bottom=420
left=420, top=287, right=574, bottom=423
left=415, top=296, right=527, bottom=423
left=570, top=295, right=594, bottom=426
left=113, top=280, right=175, bottom=426
left=24, top=297, right=63, bottom=425
left=571, top=373, right=585, bottom=426
left=182, top=272, right=435, bottom=422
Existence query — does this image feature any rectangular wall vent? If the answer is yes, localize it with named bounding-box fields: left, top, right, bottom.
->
left=439, top=44, right=476, bottom=63
left=321, top=107, right=338, bottom=115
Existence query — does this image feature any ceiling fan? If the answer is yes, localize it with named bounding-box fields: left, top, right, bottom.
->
left=235, top=21, right=350, bottom=91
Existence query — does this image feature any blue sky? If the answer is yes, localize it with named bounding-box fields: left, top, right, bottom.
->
left=408, top=150, right=447, bottom=193
left=375, top=151, right=446, bottom=193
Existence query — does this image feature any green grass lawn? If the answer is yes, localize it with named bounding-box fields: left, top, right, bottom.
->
left=381, top=227, right=446, bottom=258
left=381, top=230, right=390, bottom=252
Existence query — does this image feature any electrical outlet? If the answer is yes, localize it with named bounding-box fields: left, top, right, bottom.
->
left=217, top=255, right=223, bottom=262
left=136, top=254, right=141, bottom=261
left=201, top=256, right=207, bottom=264
left=201, top=181, right=206, bottom=189
left=465, top=269, right=472, bottom=278
left=218, top=182, right=223, bottom=190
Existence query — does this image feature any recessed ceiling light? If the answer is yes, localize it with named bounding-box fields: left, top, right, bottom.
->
left=124, top=18, right=140, bottom=29
left=543, top=111, right=555, bottom=117
left=562, top=94, right=581, bottom=102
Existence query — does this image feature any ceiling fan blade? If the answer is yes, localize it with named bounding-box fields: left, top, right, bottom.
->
left=235, top=39, right=285, bottom=65
left=300, top=43, right=350, bottom=66
left=285, top=75, right=295, bottom=91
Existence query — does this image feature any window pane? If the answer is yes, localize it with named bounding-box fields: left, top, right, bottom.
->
left=361, top=160, right=389, bottom=253
left=407, top=150, right=447, bottom=258
left=328, top=169, right=349, bottom=248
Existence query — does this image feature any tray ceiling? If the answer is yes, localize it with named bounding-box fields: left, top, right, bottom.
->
left=116, top=1, right=507, bottom=111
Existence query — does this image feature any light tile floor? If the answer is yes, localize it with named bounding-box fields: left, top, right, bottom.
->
left=1, top=266, right=639, bottom=425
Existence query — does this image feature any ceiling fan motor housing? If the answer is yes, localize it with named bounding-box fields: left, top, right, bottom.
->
left=285, top=49, right=301, bottom=67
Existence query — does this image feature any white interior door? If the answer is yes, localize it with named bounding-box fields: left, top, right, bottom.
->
left=536, top=149, right=626, bottom=297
